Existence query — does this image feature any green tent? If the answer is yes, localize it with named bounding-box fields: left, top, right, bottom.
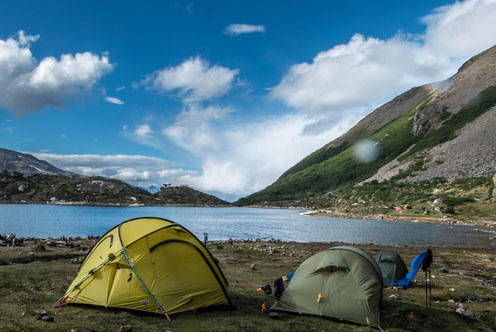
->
left=271, top=246, right=383, bottom=328
left=375, top=251, right=408, bottom=287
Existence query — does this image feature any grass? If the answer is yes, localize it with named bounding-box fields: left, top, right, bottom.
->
left=294, top=176, right=496, bottom=222
left=1, top=239, right=495, bottom=331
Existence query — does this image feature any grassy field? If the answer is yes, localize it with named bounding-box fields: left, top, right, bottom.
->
left=1, top=238, right=495, bottom=331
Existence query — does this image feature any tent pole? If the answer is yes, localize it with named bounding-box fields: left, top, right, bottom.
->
left=121, top=245, right=171, bottom=321
left=52, top=248, right=124, bottom=308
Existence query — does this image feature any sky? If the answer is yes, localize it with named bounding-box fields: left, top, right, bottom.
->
left=1, top=0, right=496, bottom=201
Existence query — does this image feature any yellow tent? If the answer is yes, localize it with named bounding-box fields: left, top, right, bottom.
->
left=53, top=217, right=236, bottom=319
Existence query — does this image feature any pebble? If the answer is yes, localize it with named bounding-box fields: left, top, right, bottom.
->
left=35, top=309, right=48, bottom=317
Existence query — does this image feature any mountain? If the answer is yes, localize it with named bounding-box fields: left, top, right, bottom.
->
left=146, top=185, right=160, bottom=194
left=238, top=45, right=496, bottom=215
left=154, top=185, right=230, bottom=206
left=0, top=172, right=154, bottom=205
left=0, top=148, right=74, bottom=176
left=0, top=148, right=229, bottom=206
left=206, top=190, right=244, bottom=203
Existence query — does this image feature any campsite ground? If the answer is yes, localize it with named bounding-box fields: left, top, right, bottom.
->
left=0, top=238, right=495, bottom=331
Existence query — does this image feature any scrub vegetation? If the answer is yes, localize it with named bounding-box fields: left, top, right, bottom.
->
left=1, top=238, right=495, bottom=331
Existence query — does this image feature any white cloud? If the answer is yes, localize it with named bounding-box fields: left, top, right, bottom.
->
left=0, top=127, right=14, bottom=133
left=163, top=105, right=232, bottom=152
left=17, top=30, right=39, bottom=46
left=121, top=122, right=165, bottom=151
left=161, top=106, right=358, bottom=194
left=60, top=134, right=67, bottom=139
left=271, top=33, right=452, bottom=114
left=104, top=96, right=124, bottom=105
left=115, top=86, right=126, bottom=91
left=143, top=56, right=239, bottom=102
left=423, top=0, right=496, bottom=57
left=0, top=31, right=114, bottom=115
left=271, top=0, right=496, bottom=116
left=135, top=124, right=152, bottom=137
left=224, top=24, right=266, bottom=36
left=32, top=152, right=191, bottom=187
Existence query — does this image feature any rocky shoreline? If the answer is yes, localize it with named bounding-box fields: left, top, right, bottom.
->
left=305, top=209, right=496, bottom=228
left=244, top=204, right=496, bottom=228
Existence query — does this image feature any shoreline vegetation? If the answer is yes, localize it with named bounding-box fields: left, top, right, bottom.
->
left=1, top=236, right=495, bottom=331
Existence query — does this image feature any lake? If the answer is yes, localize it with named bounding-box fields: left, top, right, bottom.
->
left=0, top=204, right=491, bottom=246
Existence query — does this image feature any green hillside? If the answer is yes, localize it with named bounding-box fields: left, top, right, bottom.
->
left=237, top=85, right=496, bottom=206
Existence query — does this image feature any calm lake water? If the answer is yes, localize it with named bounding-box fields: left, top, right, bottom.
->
left=0, top=204, right=491, bottom=246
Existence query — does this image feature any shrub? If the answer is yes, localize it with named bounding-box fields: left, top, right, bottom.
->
left=33, top=240, right=46, bottom=252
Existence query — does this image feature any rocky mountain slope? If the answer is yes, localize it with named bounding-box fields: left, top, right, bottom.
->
left=0, top=148, right=229, bottom=206
left=0, top=148, right=74, bottom=176
left=238, top=45, right=496, bottom=214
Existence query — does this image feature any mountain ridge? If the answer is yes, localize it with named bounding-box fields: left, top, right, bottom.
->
left=0, top=148, right=75, bottom=177
left=237, top=44, right=496, bottom=218
left=0, top=148, right=230, bottom=206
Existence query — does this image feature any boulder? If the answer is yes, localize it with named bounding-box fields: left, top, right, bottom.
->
left=119, top=326, right=133, bottom=332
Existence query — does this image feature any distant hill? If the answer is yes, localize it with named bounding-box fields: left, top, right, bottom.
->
left=0, top=148, right=229, bottom=206
left=0, top=172, right=153, bottom=205
left=0, top=148, right=74, bottom=177
left=155, top=185, right=230, bottom=206
left=238, top=45, right=496, bottom=217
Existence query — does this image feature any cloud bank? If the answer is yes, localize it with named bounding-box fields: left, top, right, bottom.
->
left=32, top=153, right=192, bottom=187
left=270, top=0, right=496, bottom=117
left=0, top=31, right=114, bottom=115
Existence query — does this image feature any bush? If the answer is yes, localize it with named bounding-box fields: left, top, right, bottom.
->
left=33, top=240, right=46, bottom=252
left=444, top=205, right=456, bottom=214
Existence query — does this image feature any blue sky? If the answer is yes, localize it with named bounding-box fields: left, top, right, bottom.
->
left=1, top=0, right=496, bottom=200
